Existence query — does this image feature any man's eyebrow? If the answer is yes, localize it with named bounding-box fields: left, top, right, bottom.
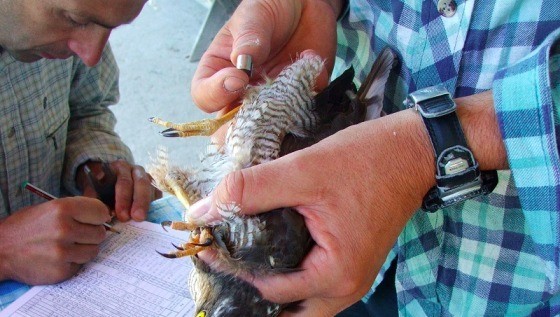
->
left=71, top=11, right=132, bottom=30
left=89, top=17, right=128, bottom=30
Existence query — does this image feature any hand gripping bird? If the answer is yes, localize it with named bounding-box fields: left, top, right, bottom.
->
left=148, top=47, right=396, bottom=317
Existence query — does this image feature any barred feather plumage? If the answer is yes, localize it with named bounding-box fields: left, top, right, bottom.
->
left=225, top=54, right=324, bottom=167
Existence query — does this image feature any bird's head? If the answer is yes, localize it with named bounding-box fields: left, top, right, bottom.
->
left=189, top=257, right=281, bottom=317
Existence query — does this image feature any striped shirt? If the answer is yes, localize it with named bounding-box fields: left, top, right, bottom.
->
left=0, top=44, right=133, bottom=310
left=333, top=0, right=560, bottom=315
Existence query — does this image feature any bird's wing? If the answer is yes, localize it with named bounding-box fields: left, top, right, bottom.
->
left=358, top=47, right=397, bottom=120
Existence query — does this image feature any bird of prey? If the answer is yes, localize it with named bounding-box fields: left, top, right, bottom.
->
left=148, top=47, right=396, bottom=317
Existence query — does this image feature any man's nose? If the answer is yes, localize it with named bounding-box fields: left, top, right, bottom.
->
left=67, top=27, right=111, bottom=67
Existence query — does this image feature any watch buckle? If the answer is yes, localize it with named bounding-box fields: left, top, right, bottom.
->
left=404, top=85, right=455, bottom=118
left=422, top=170, right=499, bottom=212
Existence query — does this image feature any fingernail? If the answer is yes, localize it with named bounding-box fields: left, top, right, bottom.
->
left=132, top=209, right=144, bottom=220
left=224, top=76, right=247, bottom=92
left=116, top=209, right=130, bottom=222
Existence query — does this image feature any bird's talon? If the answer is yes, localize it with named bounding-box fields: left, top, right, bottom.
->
left=172, top=243, right=185, bottom=250
left=161, top=221, right=172, bottom=232
left=189, top=238, right=213, bottom=247
left=156, top=250, right=178, bottom=259
left=161, top=130, right=181, bottom=137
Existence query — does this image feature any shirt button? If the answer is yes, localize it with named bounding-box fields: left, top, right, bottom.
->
left=438, top=0, right=457, bottom=17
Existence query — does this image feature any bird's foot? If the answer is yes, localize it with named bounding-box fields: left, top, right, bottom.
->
left=149, top=106, right=240, bottom=137
left=158, top=226, right=214, bottom=258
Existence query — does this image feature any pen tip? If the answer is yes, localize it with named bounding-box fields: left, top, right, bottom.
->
left=21, top=181, right=28, bottom=188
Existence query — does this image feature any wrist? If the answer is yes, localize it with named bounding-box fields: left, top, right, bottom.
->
left=372, top=108, right=436, bottom=217
left=455, top=90, right=508, bottom=171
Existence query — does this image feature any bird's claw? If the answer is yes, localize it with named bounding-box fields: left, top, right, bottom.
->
left=172, top=243, right=184, bottom=250
left=160, top=128, right=181, bottom=137
left=157, top=226, right=214, bottom=258
left=161, top=221, right=173, bottom=232
left=149, top=107, right=241, bottom=138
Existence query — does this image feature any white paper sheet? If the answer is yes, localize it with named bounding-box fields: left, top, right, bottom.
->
left=1, top=221, right=195, bottom=317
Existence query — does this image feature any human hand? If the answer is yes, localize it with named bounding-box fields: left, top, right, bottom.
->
left=191, top=0, right=343, bottom=115
left=189, top=109, right=436, bottom=315
left=78, top=160, right=161, bottom=222
left=0, top=197, right=110, bottom=285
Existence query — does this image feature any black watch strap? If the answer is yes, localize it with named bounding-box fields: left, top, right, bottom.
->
left=405, top=85, right=498, bottom=212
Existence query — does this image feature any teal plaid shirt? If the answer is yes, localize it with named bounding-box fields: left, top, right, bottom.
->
left=0, top=45, right=133, bottom=310
left=333, top=0, right=560, bottom=315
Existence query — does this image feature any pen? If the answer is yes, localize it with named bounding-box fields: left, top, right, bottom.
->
left=23, top=181, right=120, bottom=234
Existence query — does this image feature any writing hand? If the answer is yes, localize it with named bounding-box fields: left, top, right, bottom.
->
left=0, top=197, right=110, bottom=285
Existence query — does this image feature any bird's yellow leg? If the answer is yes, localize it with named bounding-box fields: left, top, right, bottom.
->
left=161, top=221, right=199, bottom=231
left=150, top=106, right=241, bottom=137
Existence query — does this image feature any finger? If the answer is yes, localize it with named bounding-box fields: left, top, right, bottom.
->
left=81, top=185, right=98, bottom=199
left=226, top=1, right=277, bottom=66
left=44, top=262, right=82, bottom=285
left=71, top=223, right=107, bottom=245
left=248, top=247, right=328, bottom=304
left=67, top=244, right=101, bottom=265
left=129, top=165, right=153, bottom=221
left=192, top=63, right=249, bottom=113
left=191, top=1, right=279, bottom=112
left=111, top=160, right=134, bottom=221
left=57, top=197, right=111, bottom=225
left=188, top=150, right=318, bottom=223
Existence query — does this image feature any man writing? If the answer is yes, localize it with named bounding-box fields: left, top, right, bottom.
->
left=0, top=0, right=157, bottom=291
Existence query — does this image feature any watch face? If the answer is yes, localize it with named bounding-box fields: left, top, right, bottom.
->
left=444, top=157, right=469, bottom=175
left=437, top=145, right=475, bottom=176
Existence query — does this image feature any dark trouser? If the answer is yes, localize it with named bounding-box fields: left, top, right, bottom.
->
left=336, top=258, right=398, bottom=317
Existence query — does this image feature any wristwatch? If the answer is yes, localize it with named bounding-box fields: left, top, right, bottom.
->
left=404, top=85, right=498, bottom=212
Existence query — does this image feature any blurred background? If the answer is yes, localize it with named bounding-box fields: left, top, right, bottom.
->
left=110, top=0, right=222, bottom=169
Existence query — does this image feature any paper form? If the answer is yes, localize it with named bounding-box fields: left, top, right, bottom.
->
left=0, top=221, right=195, bottom=317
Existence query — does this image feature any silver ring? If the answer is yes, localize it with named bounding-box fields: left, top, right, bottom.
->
left=236, top=54, right=252, bottom=77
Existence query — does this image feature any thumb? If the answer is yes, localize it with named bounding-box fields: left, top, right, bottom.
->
left=228, top=0, right=304, bottom=67
left=191, top=1, right=276, bottom=113
left=188, top=153, right=312, bottom=223
left=227, top=6, right=273, bottom=69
